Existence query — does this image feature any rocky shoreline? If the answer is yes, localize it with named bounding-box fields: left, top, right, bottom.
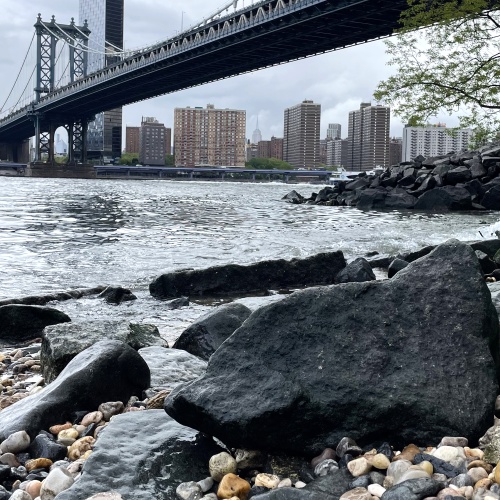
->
left=283, top=142, right=500, bottom=211
left=1, top=239, right=500, bottom=499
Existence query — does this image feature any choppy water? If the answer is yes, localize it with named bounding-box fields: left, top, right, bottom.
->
left=1, top=177, right=499, bottom=343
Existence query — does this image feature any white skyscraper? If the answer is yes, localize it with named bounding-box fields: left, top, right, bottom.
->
left=251, top=117, right=262, bottom=144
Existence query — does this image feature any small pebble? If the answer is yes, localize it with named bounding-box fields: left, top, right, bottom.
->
left=209, top=452, right=237, bottom=482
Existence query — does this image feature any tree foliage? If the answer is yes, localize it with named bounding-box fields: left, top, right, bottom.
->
left=118, top=153, right=139, bottom=165
left=374, top=0, right=500, bottom=142
left=245, top=157, right=293, bottom=169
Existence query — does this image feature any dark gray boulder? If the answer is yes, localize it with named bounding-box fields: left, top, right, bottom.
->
left=41, top=321, right=167, bottom=383
left=150, top=252, right=346, bottom=299
left=165, top=240, right=499, bottom=455
left=138, top=346, right=207, bottom=391
left=345, top=178, right=370, bottom=191
left=282, top=190, right=304, bottom=204
left=388, top=258, right=409, bottom=278
left=252, top=469, right=352, bottom=500
left=0, top=305, right=70, bottom=344
left=55, top=410, right=223, bottom=500
left=481, top=185, right=500, bottom=210
left=334, top=258, right=375, bottom=284
left=465, top=159, right=487, bottom=179
left=98, top=286, right=137, bottom=304
left=445, top=166, right=472, bottom=185
left=0, top=340, right=150, bottom=440
left=414, top=186, right=472, bottom=211
left=385, top=189, right=417, bottom=209
left=173, top=303, right=252, bottom=360
left=380, top=478, right=444, bottom=499
left=475, top=250, right=496, bottom=275
left=356, top=189, right=387, bottom=210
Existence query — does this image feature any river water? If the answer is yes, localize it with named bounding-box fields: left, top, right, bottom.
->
left=1, top=177, right=499, bottom=343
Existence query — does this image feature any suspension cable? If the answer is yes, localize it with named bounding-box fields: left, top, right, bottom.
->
left=0, top=32, right=35, bottom=113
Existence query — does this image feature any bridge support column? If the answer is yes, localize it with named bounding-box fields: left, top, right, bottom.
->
left=67, top=119, right=88, bottom=164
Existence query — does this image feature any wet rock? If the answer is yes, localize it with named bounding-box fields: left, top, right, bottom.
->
left=0, top=340, right=150, bottom=440
left=414, top=186, right=472, bottom=211
left=379, top=477, right=443, bottom=499
left=0, top=305, right=70, bottom=343
left=282, top=190, right=304, bottom=204
left=165, top=297, right=190, bottom=309
left=98, top=286, right=137, bottom=304
left=138, top=346, right=206, bottom=392
left=334, top=258, right=375, bottom=284
left=150, top=252, right=346, bottom=299
left=388, top=258, right=409, bottom=278
left=55, top=410, right=223, bottom=500
left=218, top=474, right=251, bottom=499
left=41, top=321, right=166, bottom=382
left=384, top=189, right=417, bottom=209
left=28, top=433, right=67, bottom=462
left=209, top=452, right=237, bottom=482
left=165, top=240, right=499, bottom=454
left=173, top=303, right=252, bottom=361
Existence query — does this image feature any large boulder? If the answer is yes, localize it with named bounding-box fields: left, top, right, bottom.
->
left=138, top=346, right=207, bottom=391
left=55, top=410, right=223, bottom=500
left=150, top=252, right=346, bottom=299
left=173, top=303, right=252, bottom=360
left=165, top=240, right=500, bottom=455
left=414, top=186, right=472, bottom=211
left=481, top=185, right=500, bottom=210
left=0, top=340, right=150, bottom=440
left=384, top=188, right=417, bottom=209
left=355, top=189, right=387, bottom=211
left=0, top=305, right=70, bottom=344
left=41, top=321, right=167, bottom=383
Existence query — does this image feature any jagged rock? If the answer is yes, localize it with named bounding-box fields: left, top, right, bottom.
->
left=41, top=321, right=167, bottom=383
left=149, top=252, right=346, bottom=299
left=465, top=158, right=487, bottom=179
left=173, top=303, right=252, bottom=360
left=379, top=478, right=444, bottom=499
left=334, top=258, right=375, bottom=284
left=414, top=186, right=472, bottom=211
left=138, top=346, right=206, bottom=391
left=165, top=240, right=499, bottom=454
left=388, top=258, right=409, bottom=278
left=282, top=190, right=304, bottom=204
left=0, top=340, right=150, bottom=440
left=98, top=286, right=137, bottom=304
left=475, top=250, right=496, bottom=275
left=446, top=166, right=472, bottom=185
left=481, top=185, right=500, bottom=210
left=345, top=178, right=370, bottom=191
left=356, top=189, right=387, bottom=210
left=250, top=469, right=352, bottom=499
left=165, top=297, right=190, bottom=309
left=55, top=410, right=223, bottom=500
left=385, top=189, right=417, bottom=209
left=0, top=305, right=70, bottom=344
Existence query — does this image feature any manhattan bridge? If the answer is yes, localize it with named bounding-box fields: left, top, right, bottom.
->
left=0, top=0, right=408, bottom=164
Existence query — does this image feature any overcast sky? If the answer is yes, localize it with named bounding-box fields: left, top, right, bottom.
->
left=0, top=0, right=460, bottom=143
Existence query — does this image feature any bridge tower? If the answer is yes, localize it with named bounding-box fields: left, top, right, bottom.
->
left=33, top=15, right=91, bottom=163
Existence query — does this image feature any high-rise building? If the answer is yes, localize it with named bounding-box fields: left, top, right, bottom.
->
left=389, top=137, right=403, bottom=166
left=174, top=104, right=246, bottom=167
left=327, top=123, right=342, bottom=140
left=139, top=117, right=167, bottom=166
left=283, top=100, right=321, bottom=169
left=165, top=128, right=172, bottom=156
left=347, top=102, right=390, bottom=171
left=402, top=124, right=473, bottom=162
left=326, top=138, right=349, bottom=168
left=252, top=117, right=262, bottom=145
left=79, top=0, right=124, bottom=160
left=125, top=126, right=140, bottom=153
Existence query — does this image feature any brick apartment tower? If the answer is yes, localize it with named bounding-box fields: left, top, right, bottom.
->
left=174, top=104, right=246, bottom=167
left=125, top=126, right=140, bottom=153
left=347, top=103, right=390, bottom=171
left=283, top=100, right=321, bottom=169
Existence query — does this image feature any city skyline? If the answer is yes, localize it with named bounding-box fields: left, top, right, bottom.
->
left=0, top=0, right=463, bottom=145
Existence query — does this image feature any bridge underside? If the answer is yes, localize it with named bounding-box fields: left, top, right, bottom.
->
left=0, top=0, right=408, bottom=142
